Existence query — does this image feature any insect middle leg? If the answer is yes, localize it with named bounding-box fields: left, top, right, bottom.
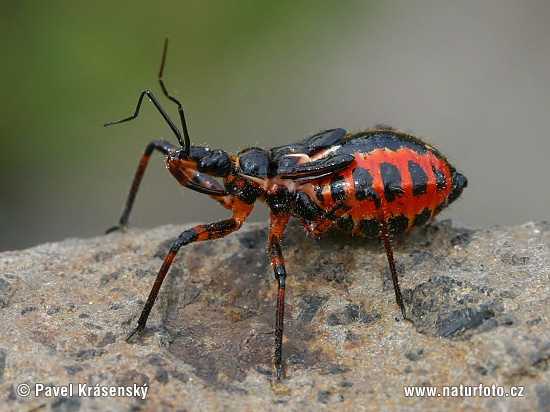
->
left=267, top=213, right=291, bottom=380
left=126, top=201, right=254, bottom=341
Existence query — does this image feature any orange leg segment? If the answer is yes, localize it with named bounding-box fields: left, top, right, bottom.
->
left=268, top=213, right=291, bottom=380
left=126, top=202, right=253, bottom=341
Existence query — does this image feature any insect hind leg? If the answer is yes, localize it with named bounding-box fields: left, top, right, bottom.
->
left=302, top=193, right=353, bottom=238
left=375, top=203, right=408, bottom=320
left=362, top=188, right=408, bottom=319
left=305, top=189, right=408, bottom=319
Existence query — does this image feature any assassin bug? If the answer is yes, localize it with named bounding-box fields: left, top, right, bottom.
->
left=105, top=39, right=467, bottom=380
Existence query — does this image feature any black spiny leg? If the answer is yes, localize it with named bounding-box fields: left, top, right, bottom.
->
left=267, top=214, right=291, bottom=380
left=106, top=140, right=176, bottom=233
left=126, top=202, right=253, bottom=341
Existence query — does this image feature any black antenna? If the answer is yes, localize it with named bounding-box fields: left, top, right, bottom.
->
left=157, top=37, right=191, bottom=155
left=104, top=38, right=191, bottom=156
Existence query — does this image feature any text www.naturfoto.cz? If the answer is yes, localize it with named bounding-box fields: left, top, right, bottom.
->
left=403, top=383, right=524, bottom=398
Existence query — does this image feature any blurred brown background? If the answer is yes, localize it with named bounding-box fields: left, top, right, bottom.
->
left=1, top=1, right=549, bottom=251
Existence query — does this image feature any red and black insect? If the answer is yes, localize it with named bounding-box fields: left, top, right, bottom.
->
left=105, top=39, right=467, bottom=380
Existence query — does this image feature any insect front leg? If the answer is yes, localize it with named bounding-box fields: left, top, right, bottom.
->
left=166, top=164, right=234, bottom=210
left=267, top=213, right=291, bottom=380
left=126, top=201, right=254, bottom=341
left=106, top=140, right=176, bottom=233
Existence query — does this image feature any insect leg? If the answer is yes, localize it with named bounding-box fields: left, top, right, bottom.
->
left=106, top=140, right=176, bottom=233
left=126, top=201, right=254, bottom=341
left=375, top=204, right=407, bottom=320
left=304, top=195, right=353, bottom=237
left=362, top=188, right=407, bottom=319
left=268, top=213, right=291, bottom=380
left=184, top=171, right=234, bottom=210
left=305, top=189, right=407, bottom=319
left=166, top=165, right=234, bottom=210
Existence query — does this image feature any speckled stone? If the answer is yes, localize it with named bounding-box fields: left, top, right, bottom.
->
left=0, top=220, right=548, bottom=411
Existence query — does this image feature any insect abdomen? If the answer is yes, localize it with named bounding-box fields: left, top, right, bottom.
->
left=310, top=133, right=464, bottom=237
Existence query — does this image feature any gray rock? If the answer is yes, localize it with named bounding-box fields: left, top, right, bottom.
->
left=0, top=220, right=548, bottom=411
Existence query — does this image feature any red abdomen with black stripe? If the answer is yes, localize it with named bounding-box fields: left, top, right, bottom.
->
left=294, top=127, right=466, bottom=238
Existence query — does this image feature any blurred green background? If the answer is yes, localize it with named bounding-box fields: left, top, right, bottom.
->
left=1, top=1, right=550, bottom=251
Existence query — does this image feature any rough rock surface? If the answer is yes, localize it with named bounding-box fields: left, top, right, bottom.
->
left=0, top=219, right=549, bottom=411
